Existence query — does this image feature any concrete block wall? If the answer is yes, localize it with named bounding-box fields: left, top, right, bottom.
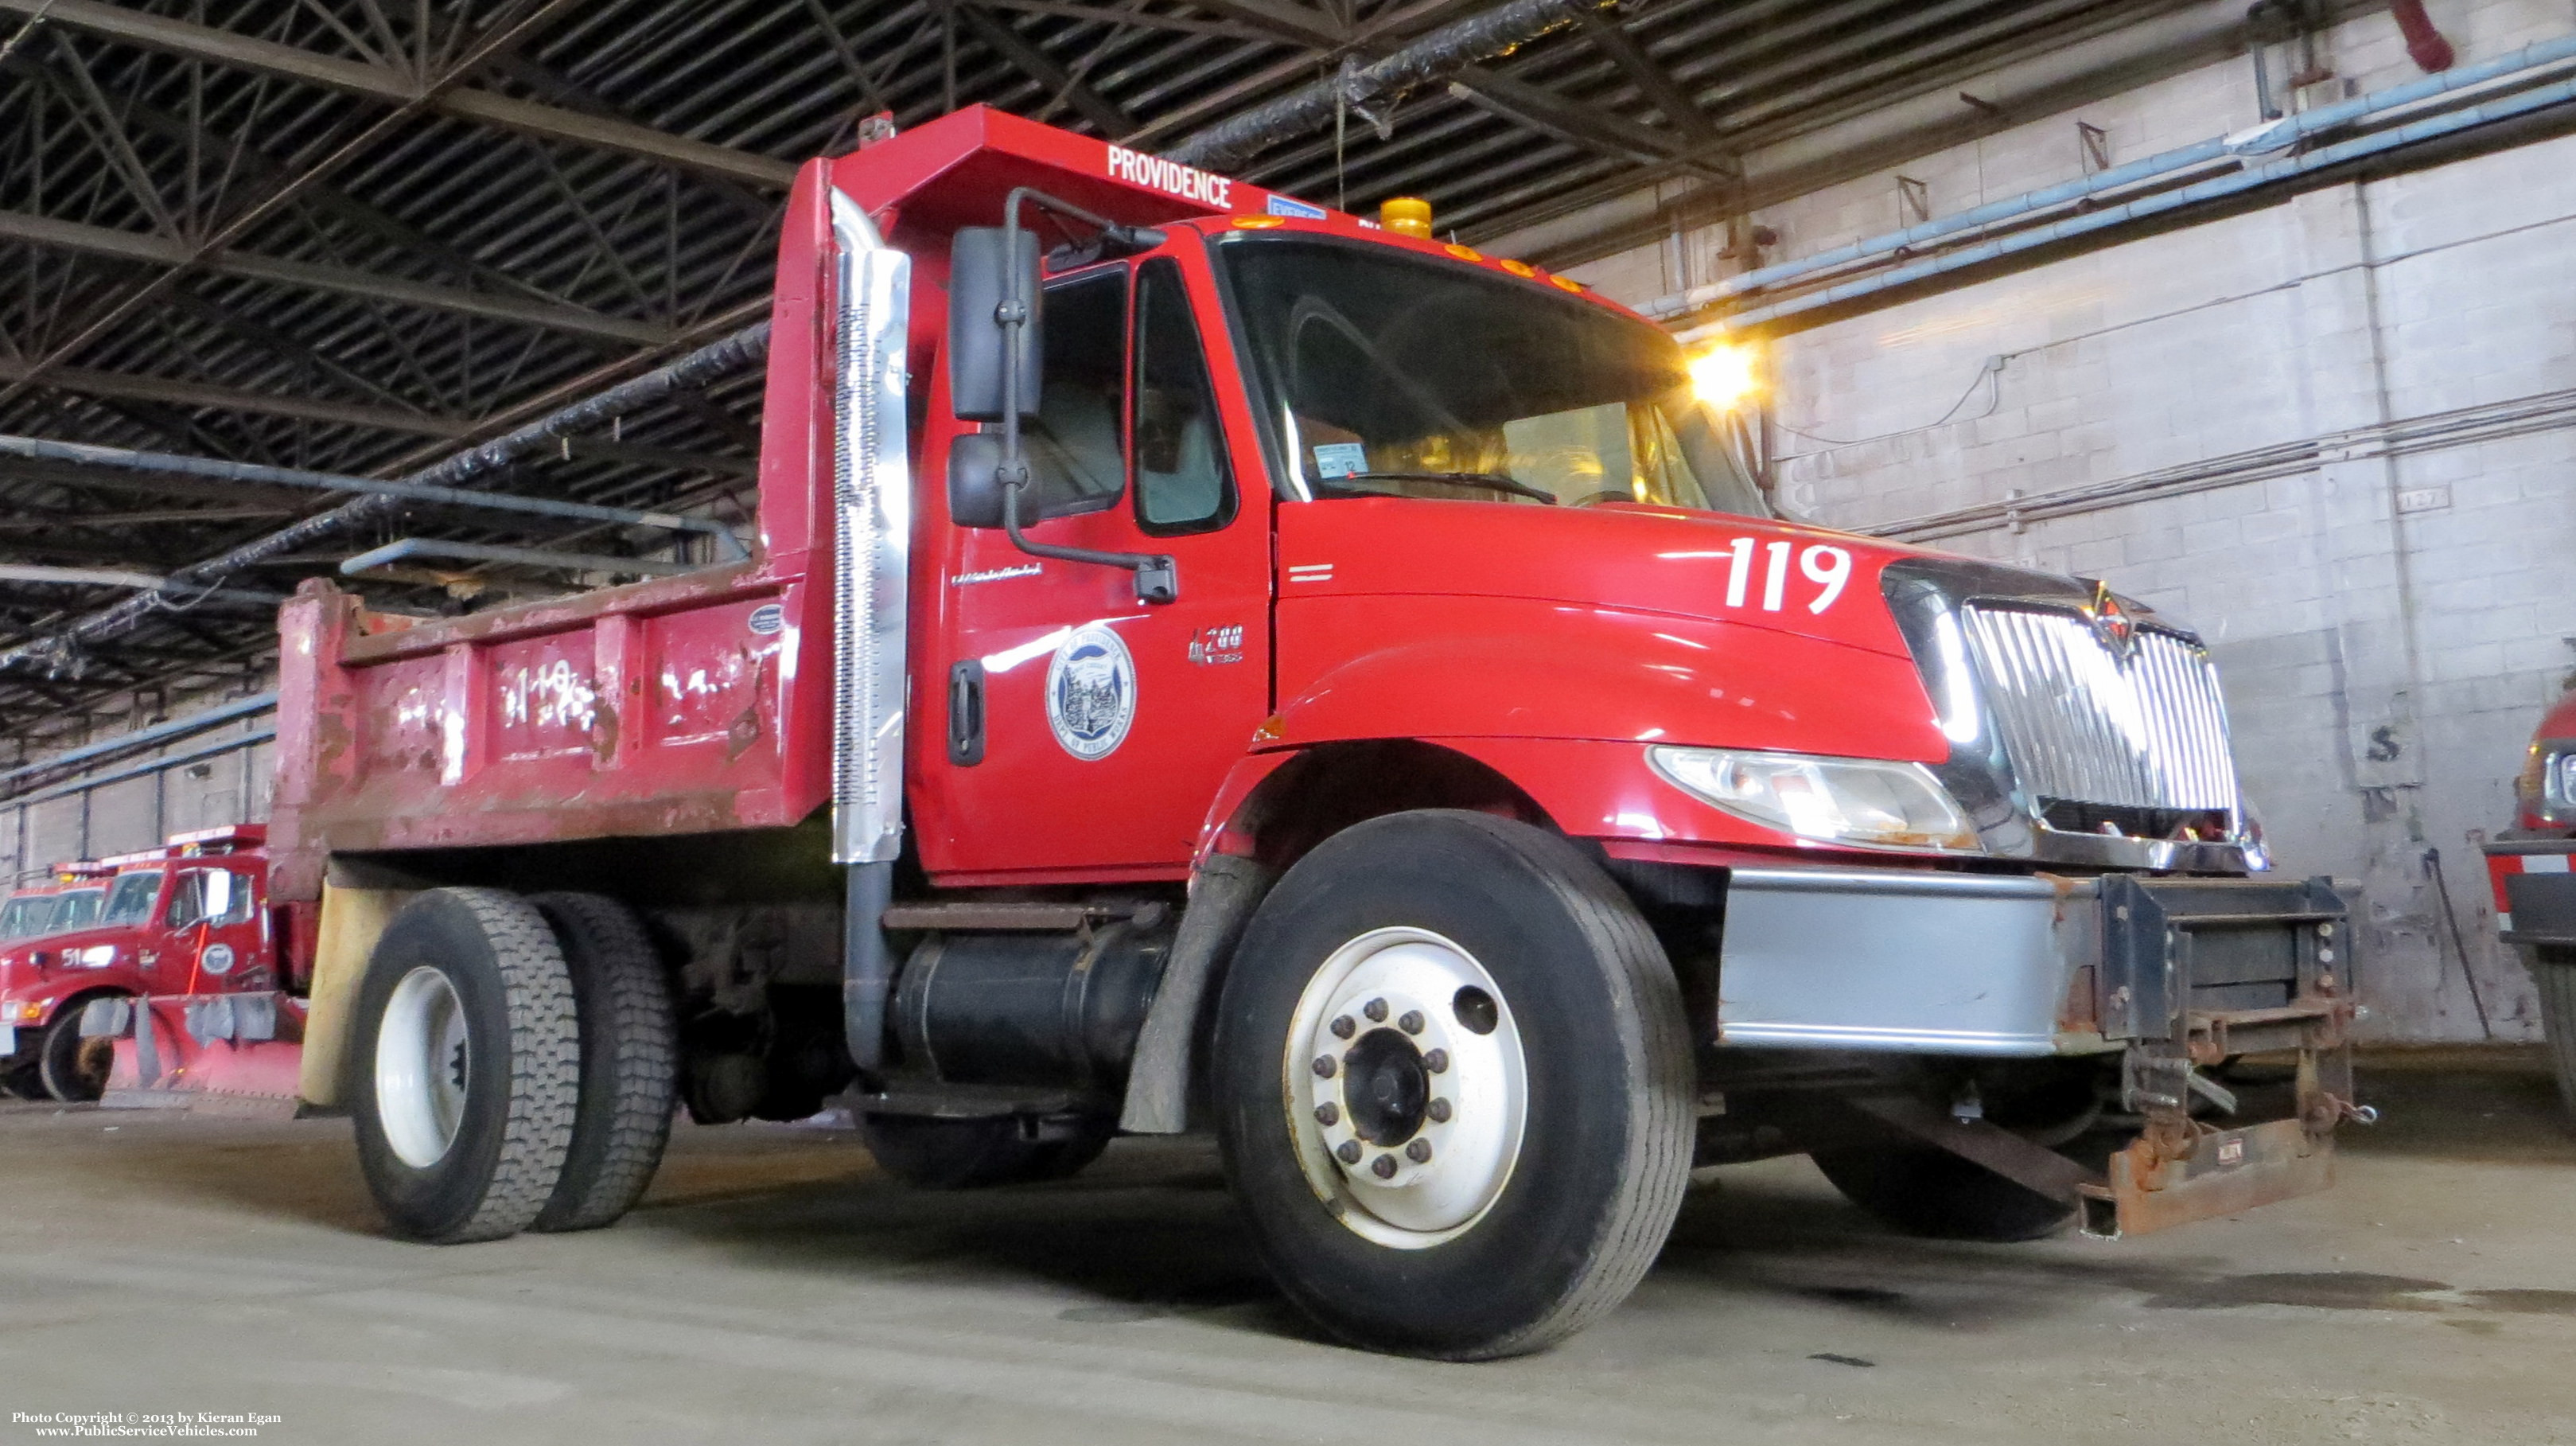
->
left=1568, top=0, right=2576, bottom=1040
left=0, top=713, right=274, bottom=883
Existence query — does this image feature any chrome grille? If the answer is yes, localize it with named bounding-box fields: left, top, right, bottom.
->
left=1956, top=604, right=2239, bottom=816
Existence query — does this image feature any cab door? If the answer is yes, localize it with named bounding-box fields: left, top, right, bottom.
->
left=164, top=863, right=265, bottom=993
left=920, top=247, right=1272, bottom=880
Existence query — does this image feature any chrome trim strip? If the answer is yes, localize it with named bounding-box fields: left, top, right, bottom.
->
left=828, top=191, right=912, bottom=866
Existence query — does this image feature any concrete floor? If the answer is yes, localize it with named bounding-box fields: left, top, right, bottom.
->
left=1, top=1055, right=2570, bottom=1445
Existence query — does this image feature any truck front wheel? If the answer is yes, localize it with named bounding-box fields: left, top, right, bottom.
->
left=352, top=888, right=579, bottom=1243
left=1213, top=811, right=1694, bottom=1359
left=36, top=1005, right=115, bottom=1102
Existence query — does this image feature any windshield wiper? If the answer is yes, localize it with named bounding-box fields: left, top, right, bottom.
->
left=1320, top=471, right=1558, bottom=505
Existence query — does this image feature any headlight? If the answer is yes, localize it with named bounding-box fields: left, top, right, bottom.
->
left=1648, top=746, right=1981, bottom=853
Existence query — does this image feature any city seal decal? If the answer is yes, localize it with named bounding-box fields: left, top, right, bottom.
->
left=200, top=943, right=235, bottom=976
left=1045, top=623, right=1136, bottom=762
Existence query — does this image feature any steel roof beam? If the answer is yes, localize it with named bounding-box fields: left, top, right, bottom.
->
left=0, top=0, right=799, bottom=189
left=954, top=5, right=1141, bottom=138
left=0, top=357, right=469, bottom=437
left=0, top=209, right=675, bottom=345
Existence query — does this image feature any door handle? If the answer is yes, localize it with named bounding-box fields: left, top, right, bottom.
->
left=948, top=661, right=986, bottom=766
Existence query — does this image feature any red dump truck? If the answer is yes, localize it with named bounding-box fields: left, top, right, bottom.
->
left=0, top=826, right=286, bottom=1102
left=267, top=105, right=2360, bottom=1358
left=2485, top=691, right=2576, bottom=1120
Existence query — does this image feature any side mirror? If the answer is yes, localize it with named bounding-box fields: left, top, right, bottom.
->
left=946, top=433, right=1012, bottom=529
left=947, top=227, right=1042, bottom=423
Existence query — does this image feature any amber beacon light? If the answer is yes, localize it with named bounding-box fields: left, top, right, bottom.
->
left=1379, top=197, right=1434, bottom=238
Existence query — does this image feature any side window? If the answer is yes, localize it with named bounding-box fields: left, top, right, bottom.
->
left=1131, top=259, right=1235, bottom=535
left=1021, top=269, right=1130, bottom=521
left=165, top=871, right=205, bottom=930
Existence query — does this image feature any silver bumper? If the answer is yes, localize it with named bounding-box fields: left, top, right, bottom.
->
left=1718, top=867, right=2100, bottom=1055
left=1716, top=867, right=2347, bottom=1058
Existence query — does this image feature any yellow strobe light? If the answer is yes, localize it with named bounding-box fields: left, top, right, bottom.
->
left=1688, top=342, right=1761, bottom=412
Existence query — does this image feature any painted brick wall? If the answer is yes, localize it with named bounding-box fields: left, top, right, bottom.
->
left=1569, top=0, right=2576, bottom=1040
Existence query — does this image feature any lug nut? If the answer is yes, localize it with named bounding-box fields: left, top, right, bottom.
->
left=1364, top=998, right=1388, bottom=1023
left=1312, top=1055, right=1337, bottom=1078
left=1371, top=1155, right=1399, bottom=1179
left=1423, top=1048, right=1449, bottom=1074
left=1337, top=1140, right=1363, bottom=1164
left=2319, top=947, right=2336, bottom=965
left=1398, top=1010, right=1425, bottom=1035
left=1330, top=1015, right=1356, bottom=1039
left=1426, top=1097, right=1452, bottom=1123
left=1315, top=1101, right=1340, bottom=1127
left=1406, top=1139, right=1433, bottom=1163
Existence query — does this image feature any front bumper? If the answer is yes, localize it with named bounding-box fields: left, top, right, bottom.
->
left=1716, top=867, right=2352, bottom=1058
left=2485, top=839, right=2576, bottom=946
left=0, top=1023, right=14, bottom=1058
left=1715, top=866, right=2359, bottom=1237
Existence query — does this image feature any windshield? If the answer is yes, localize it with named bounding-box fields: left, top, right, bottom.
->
left=101, top=870, right=162, bottom=926
left=1213, top=236, right=1765, bottom=514
left=49, top=887, right=104, bottom=933
left=0, top=894, right=47, bottom=939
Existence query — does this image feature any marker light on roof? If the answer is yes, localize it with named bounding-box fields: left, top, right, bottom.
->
left=1688, top=342, right=1761, bottom=413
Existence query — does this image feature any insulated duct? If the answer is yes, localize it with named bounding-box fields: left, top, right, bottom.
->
left=1165, top=0, right=1618, bottom=172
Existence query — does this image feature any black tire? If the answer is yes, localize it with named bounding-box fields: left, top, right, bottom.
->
left=2535, top=946, right=2576, bottom=1124
left=352, top=888, right=579, bottom=1244
left=528, top=894, right=679, bottom=1232
left=37, top=1004, right=115, bottom=1103
left=1212, top=810, right=1695, bottom=1359
left=858, top=1111, right=1113, bottom=1189
left=1, top=1062, right=45, bottom=1101
left=1809, top=1144, right=2076, bottom=1242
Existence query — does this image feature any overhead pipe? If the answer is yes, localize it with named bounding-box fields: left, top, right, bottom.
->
left=1166, top=0, right=1617, bottom=172
left=0, top=320, right=771, bottom=676
left=1646, top=29, right=2576, bottom=323
left=340, top=537, right=701, bottom=579
left=1683, top=64, right=2576, bottom=335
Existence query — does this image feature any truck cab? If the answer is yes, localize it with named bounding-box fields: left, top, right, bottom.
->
left=0, top=827, right=274, bottom=1101
left=269, top=107, right=2360, bottom=1359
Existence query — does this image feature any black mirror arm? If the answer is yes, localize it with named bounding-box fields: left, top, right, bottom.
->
left=999, top=477, right=1178, bottom=605
left=988, top=185, right=1177, bottom=606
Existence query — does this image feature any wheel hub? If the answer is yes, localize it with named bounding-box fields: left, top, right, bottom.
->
left=1285, top=928, right=1527, bottom=1249
left=376, top=966, right=470, bottom=1169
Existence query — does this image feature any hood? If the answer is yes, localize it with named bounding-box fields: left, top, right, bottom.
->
left=1274, top=497, right=1934, bottom=657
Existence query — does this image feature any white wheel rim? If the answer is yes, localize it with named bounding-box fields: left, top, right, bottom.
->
left=1283, top=927, right=1528, bottom=1249
left=376, top=966, right=470, bottom=1169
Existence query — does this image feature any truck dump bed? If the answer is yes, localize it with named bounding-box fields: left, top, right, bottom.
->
left=266, top=107, right=1309, bottom=903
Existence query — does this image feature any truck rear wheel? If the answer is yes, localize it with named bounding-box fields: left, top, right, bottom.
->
left=528, top=894, right=679, bottom=1232
left=2534, top=946, right=2576, bottom=1121
left=352, top=888, right=579, bottom=1244
left=1212, top=810, right=1694, bottom=1359
left=36, top=1007, right=115, bottom=1103
left=858, top=1111, right=1114, bottom=1188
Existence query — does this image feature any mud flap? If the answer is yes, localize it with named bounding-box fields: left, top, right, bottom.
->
left=2078, top=1117, right=2335, bottom=1239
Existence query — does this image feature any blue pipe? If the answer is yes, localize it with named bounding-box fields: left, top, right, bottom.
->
left=1648, top=29, right=2576, bottom=321
left=1683, top=67, right=2576, bottom=337
left=0, top=692, right=275, bottom=795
